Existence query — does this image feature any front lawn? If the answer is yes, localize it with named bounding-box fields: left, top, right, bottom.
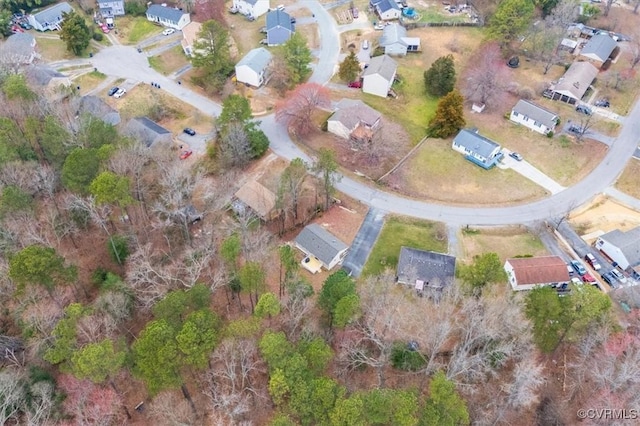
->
left=363, top=216, right=447, bottom=276
left=115, top=17, right=160, bottom=44
left=148, top=46, right=189, bottom=76
left=74, top=70, right=107, bottom=95
left=615, top=158, right=640, bottom=199
left=34, top=36, right=75, bottom=61
left=459, top=226, right=548, bottom=263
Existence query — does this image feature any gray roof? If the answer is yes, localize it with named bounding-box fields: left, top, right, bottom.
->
left=329, top=99, right=381, bottom=130
left=581, top=34, right=617, bottom=61
left=236, top=47, right=272, bottom=73
left=552, top=61, right=598, bottom=100
left=379, top=23, right=407, bottom=46
left=397, top=247, right=456, bottom=289
left=24, top=65, right=66, bottom=85
left=76, top=95, right=121, bottom=125
left=512, top=99, right=559, bottom=129
left=363, top=54, right=397, bottom=82
left=266, top=9, right=293, bottom=31
left=374, top=0, right=401, bottom=12
left=126, top=117, right=171, bottom=147
left=32, top=2, right=73, bottom=25
left=243, top=0, right=260, bottom=4
left=295, top=224, right=348, bottom=266
left=600, top=227, right=640, bottom=267
left=3, top=33, right=36, bottom=55
left=146, top=4, right=187, bottom=24
left=453, top=129, right=500, bottom=159
left=97, top=0, right=121, bottom=3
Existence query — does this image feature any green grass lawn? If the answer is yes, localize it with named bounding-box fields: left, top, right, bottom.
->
left=416, top=8, right=469, bottom=23
left=74, top=70, right=107, bottom=95
left=362, top=64, right=437, bottom=144
left=363, top=217, right=447, bottom=276
left=115, top=17, right=160, bottom=44
left=35, top=37, right=76, bottom=61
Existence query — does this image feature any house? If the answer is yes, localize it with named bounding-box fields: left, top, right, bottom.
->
left=235, top=47, right=273, bottom=87
left=28, top=2, right=73, bottom=31
left=23, top=65, right=71, bottom=100
left=504, top=256, right=571, bottom=291
left=451, top=128, right=503, bottom=169
left=595, top=227, right=640, bottom=272
left=0, top=33, right=38, bottom=66
left=510, top=100, right=559, bottom=135
left=295, top=224, right=349, bottom=273
left=232, top=0, right=270, bottom=19
left=181, top=21, right=202, bottom=56
left=146, top=4, right=191, bottom=30
left=124, top=117, right=172, bottom=147
left=327, top=99, right=382, bottom=140
left=580, top=34, right=617, bottom=64
left=97, top=0, right=125, bottom=17
left=266, top=9, right=293, bottom=46
left=75, top=95, right=121, bottom=126
left=370, top=0, right=402, bottom=21
left=378, top=23, right=420, bottom=56
left=232, top=180, right=278, bottom=221
left=396, top=247, right=456, bottom=295
left=362, top=54, right=397, bottom=98
left=549, top=61, right=598, bottom=104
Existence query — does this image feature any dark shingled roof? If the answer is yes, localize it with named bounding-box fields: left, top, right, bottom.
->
left=396, top=247, right=456, bottom=289
left=295, top=224, right=348, bottom=267
left=146, top=4, right=186, bottom=24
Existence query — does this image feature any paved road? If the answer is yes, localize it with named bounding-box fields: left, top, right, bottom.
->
left=75, top=0, right=640, bottom=228
left=342, top=208, right=386, bottom=278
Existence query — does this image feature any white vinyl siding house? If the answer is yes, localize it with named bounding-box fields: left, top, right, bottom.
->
left=28, top=2, right=73, bottom=31
left=370, top=0, right=402, bottom=21
left=146, top=4, right=191, bottom=30
left=294, top=224, right=349, bottom=272
left=451, top=128, right=503, bottom=169
left=510, top=100, right=559, bottom=135
left=232, top=0, right=270, bottom=19
left=235, top=47, right=272, bottom=87
left=362, top=54, right=397, bottom=98
left=595, top=227, right=640, bottom=271
left=378, top=23, right=420, bottom=56
left=97, top=0, right=125, bottom=17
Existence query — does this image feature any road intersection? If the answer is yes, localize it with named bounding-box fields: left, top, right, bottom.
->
left=77, top=0, right=640, bottom=227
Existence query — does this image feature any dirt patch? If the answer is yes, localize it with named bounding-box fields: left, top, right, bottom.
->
left=569, top=196, right=640, bottom=242
left=459, top=226, right=549, bottom=263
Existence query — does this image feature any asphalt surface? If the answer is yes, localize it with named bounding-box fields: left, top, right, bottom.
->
left=72, top=0, right=640, bottom=227
left=341, top=208, right=386, bottom=278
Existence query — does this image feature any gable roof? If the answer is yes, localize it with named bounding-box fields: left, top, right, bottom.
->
left=133, top=116, right=170, bottom=134
left=146, top=4, right=187, bottom=23
left=234, top=180, right=276, bottom=220
left=512, top=99, right=559, bottom=129
left=329, top=99, right=381, bottom=130
left=24, top=65, right=67, bottom=86
left=126, top=117, right=171, bottom=147
left=397, top=247, right=456, bottom=289
left=76, top=95, right=121, bottom=125
left=32, top=2, right=73, bottom=25
left=3, top=33, right=36, bottom=55
left=363, top=54, right=397, bottom=81
left=453, top=129, right=500, bottom=158
left=581, top=34, right=617, bottom=61
left=241, top=0, right=261, bottom=4
left=374, top=0, right=401, bottom=13
left=236, top=47, right=273, bottom=73
left=379, top=23, right=407, bottom=46
left=552, top=61, right=598, bottom=100
left=181, top=21, right=202, bottom=47
left=266, top=9, right=293, bottom=31
left=295, top=224, right=348, bottom=267
left=599, top=226, right=640, bottom=267
left=506, top=256, right=570, bottom=286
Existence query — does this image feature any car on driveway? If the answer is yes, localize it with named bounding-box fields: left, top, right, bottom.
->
left=108, top=86, right=119, bottom=96
left=100, top=23, right=110, bottom=34
left=570, top=260, right=587, bottom=276
left=584, top=253, right=601, bottom=271
left=348, top=81, right=362, bottom=88
left=576, top=105, right=593, bottom=115
left=183, top=128, right=196, bottom=136
left=568, top=125, right=583, bottom=134
left=113, top=88, right=126, bottom=98
left=595, top=99, right=610, bottom=108
left=162, top=28, right=175, bottom=36
left=509, top=152, right=523, bottom=161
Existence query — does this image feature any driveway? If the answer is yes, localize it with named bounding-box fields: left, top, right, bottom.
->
left=499, top=149, right=566, bottom=195
left=341, top=208, right=386, bottom=278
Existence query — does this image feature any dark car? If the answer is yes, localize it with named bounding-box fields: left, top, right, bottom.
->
left=107, top=86, right=119, bottom=96
left=595, top=99, right=610, bottom=108
left=568, top=124, right=583, bottom=134
left=600, top=271, right=616, bottom=287
left=183, top=128, right=196, bottom=136
left=290, top=17, right=296, bottom=24
left=576, top=105, right=593, bottom=115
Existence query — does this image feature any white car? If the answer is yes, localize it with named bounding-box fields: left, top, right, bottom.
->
left=113, top=88, right=126, bottom=98
left=162, top=28, right=175, bottom=36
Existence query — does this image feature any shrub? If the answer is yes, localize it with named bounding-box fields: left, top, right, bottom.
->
left=108, top=235, right=130, bottom=265
left=92, top=31, right=103, bottom=42
left=390, top=343, right=426, bottom=371
left=125, top=0, right=147, bottom=16
left=546, top=131, right=554, bottom=138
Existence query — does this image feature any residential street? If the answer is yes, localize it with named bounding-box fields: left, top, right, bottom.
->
left=78, top=0, right=640, bottom=227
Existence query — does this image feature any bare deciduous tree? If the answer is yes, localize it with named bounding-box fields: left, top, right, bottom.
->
left=0, top=368, right=26, bottom=425
left=462, top=43, right=508, bottom=110
left=147, top=391, right=196, bottom=426
left=218, top=122, right=252, bottom=168
left=275, top=83, right=331, bottom=137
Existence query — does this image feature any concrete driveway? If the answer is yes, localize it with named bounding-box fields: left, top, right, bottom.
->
left=499, top=149, right=566, bottom=195
left=342, top=208, right=386, bottom=278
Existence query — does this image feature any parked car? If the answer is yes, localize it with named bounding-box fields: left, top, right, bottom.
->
left=108, top=86, right=119, bottom=96
left=581, top=273, right=596, bottom=283
left=374, top=23, right=385, bottom=30
left=600, top=271, right=616, bottom=288
left=100, top=23, right=110, bottom=34
left=610, top=269, right=627, bottom=284
left=113, top=88, right=126, bottom=98
left=162, top=28, right=175, bottom=36
left=19, top=22, right=32, bottom=30
left=362, top=40, right=369, bottom=50
left=576, top=105, right=593, bottom=115
left=570, top=260, right=587, bottom=276
left=352, top=8, right=359, bottom=18
left=509, top=152, right=523, bottom=161
left=595, top=99, right=610, bottom=108
left=183, top=128, right=196, bottom=136
left=584, top=253, right=601, bottom=270
left=348, top=81, right=362, bottom=88
left=180, top=150, right=193, bottom=160
left=567, top=265, right=575, bottom=275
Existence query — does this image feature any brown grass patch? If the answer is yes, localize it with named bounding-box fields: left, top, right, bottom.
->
left=616, top=158, right=640, bottom=199
left=459, top=226, right=549, bottom=263
left=296, top=23, right=320, bottom=50
left=148, top=45, right=189, bottom=76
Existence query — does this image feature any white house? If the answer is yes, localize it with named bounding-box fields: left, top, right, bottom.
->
left=235, top=47, right=272, bottom=87
left=451, top=128, right=503, bottom=169
left=97, top=0, right=125, bottom=17
left=294, top=224, right=349, bottom=273
left=510, top=100, right=559, bottom=135
left=378, top=23, right=420, bottom=56
left=232, top=0, right=270, bottom=19
left=146, top=4, right=191, bottom=30
left=28, top=2, right=73, bottom=31
left=504, top=256, right=571, bottom=291
left=362, top=54, right=397, bottom=98
left=327, top=99, right=381, bottom=140
left=595, top=227, right=640, bottom=271
left=370, top=0, right=402, bottom=21
left=181, top=21, right=202, bottom=56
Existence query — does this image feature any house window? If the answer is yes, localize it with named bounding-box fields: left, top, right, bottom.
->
left=513, top=111, right=519, bottom=117
left=534, top=121, right=541, bottom=127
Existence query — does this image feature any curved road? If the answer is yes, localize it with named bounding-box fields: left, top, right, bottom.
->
left=85, top=1, right=640, bottom=227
